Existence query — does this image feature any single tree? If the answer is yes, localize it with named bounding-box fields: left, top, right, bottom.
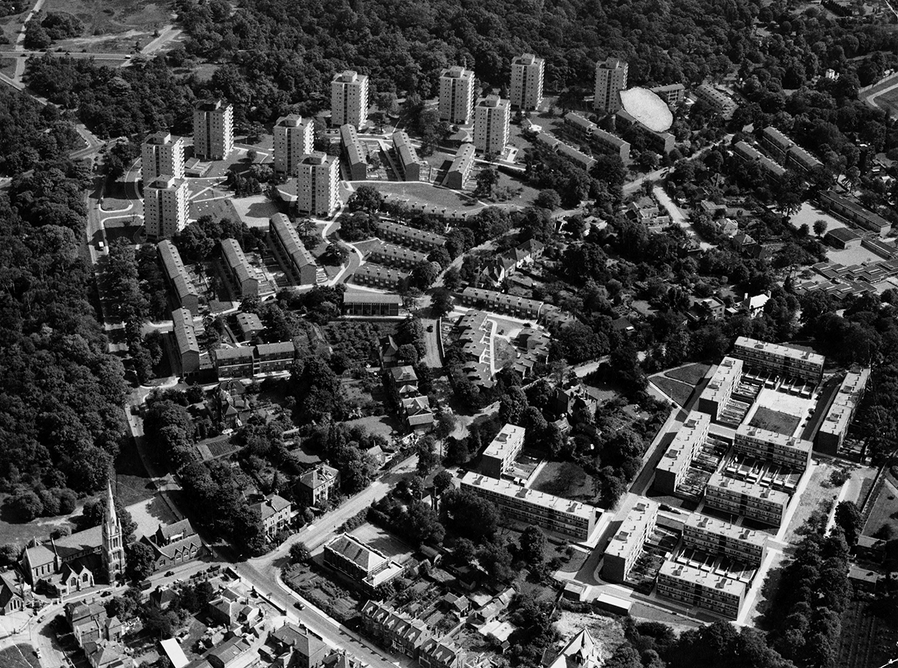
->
left=813, top=219, right=828, bottom=237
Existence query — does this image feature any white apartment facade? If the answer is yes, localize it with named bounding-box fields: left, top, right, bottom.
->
left=331, top=70, right=369, bottom=128
left=142, top=132, right=184, bottom=181
left=439, top=66, right=475, bottom=125
left=145, top=176, right=189, bottom=240
left=473, top=95, right=510, bottom=155
left=274, top=114, right=314, bottom=175
left=295, top=152, right=339, bottom=217
left=510, top=53, right=544, bottom=110
left=193, top=99, right=234, bottom=160
left=594, top=58, right=628, bottom=113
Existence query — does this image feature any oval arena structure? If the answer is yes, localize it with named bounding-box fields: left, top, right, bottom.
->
left=620, top=87, right=674, bottom=132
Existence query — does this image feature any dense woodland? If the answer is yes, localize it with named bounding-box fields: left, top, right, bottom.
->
left=0, top=86, right=126, bottom=503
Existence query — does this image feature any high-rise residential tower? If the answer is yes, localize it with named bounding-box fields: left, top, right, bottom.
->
left=594, top=58, right=628, bottom=113
left=510, top=54, right=544, bottom=110
left=331, top=70, right=369, bottom=128
left=439, top=66, right=475, bottom=125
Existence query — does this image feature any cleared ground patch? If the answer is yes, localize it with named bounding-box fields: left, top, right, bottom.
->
left=748, top=406, right=801, bottom=436
left=650, top=375, right=694, bottom=407
left=874, top=84, right=898, bottom=116
left=0, top=645, right=39, bottom=668
left=530, top=461, right=595, bottom=502
left=44, top=0, right=171, bottom=37
left=369, top=181, right=483, bottom=212
left=862, top=476, right=898, bottom=539
left=665, top=362, right=711, bottom=386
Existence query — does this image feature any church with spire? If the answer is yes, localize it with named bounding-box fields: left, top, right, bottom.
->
left=21, top=480, right=126, bottom=597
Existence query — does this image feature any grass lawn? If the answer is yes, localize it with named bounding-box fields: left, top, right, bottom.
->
left=342, top=415, right=400, bottom=440
left=0, top=57, right=16, bottom=78
left=0, top=645, right=39, bottom=668
left=115, top=437, right=155, bottom=507
left=665, top=363, right=711, bottom=386
left=781, top=461, right=841, bottom=545
left=530, top=461, right=595, bottom=502
left=44, top=0, right=171, bottom=37
left=874, top=85, right=898, bottom=115
left=650, top=375, right=694, bottom=407
left=862, top=476, right=898, bottom=539
left=369, top=181, right=483, bottom=212
left=749, top=406, right=801, bottom=436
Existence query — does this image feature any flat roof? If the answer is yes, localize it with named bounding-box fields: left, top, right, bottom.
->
left=735, top=424, right=812, bottom=453
left=343, top=291, right=403, bottom=305
left=733, top=336, right=825, bottom=367
left=460, top=472, right=596, bottom=521
left=700, top=356, right=743, bottom=404
left=482, top=424, right=526, bottom=461
left=657, top=411, right=710, bottom=475
left=658, top=559, right=746, bottom=598
left=706, top=472, right=790, bottom=505
left=684, top=512, right=766, bottom=550
left=606, top=499, right=658, bottom=561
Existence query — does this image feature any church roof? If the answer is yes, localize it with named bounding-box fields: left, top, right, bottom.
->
left=24, top=544, right=56, bottom=569
left=52, top=525, right=103, bottom=561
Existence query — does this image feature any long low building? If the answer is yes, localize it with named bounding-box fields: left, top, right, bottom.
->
left=535, top=132, right=596, bottom=171
left=654, top=412, right=710, bottom=495
left=697, top=357, right=743, bottom=422
left=816, top=367, right=870, bottom=455
left=732, top=336, right=824, bottom=384
left=818, top=191, right=891, bottom=236
left=682, top=513, right=766, bottom=566
left=269, top=213, right=318, bottom=286
left=219, top=238, right=259, bottom=299
left=733, top=141, right=786, bottom=180
left=157, top=240, right=200, bottom=314
left=212, top=341, right=296, bottom=379
left=342, top=291, right=402, bottom=317
left=351, top=263, right=408, bottom=289
left=656, top=559, right=746, bottom=619
left=340, top=124, right=368, bottom=180
left=563, top=112, right=631, bottom=163
left=392, top=131, right=422, bottom=181
left=602, top=499, right=658, bottom=583
left=366, top=241, right=428, bottom=269
left=171, top=307, right=200, bottom=375
left=704, top=472, right=789, bottom=527
left=375, top=219, right=445, bottom=251
left=459, top=286, right=544, bottom=320
left=693, top=84, right=738, bottom=119
left=443, top=143, right=475, bottom=190
left=760, top=126, right=823, bottom=174
left=460, top=472, right=598, bottom=540
left=733, top=424, right=812, bottom=472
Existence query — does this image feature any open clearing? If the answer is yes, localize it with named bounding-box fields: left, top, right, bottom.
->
left=369, top=181, right=483, bottom=212
left=0, top=645, right=39, bottom=668
left=862, top=476, right=898, bottom=539
left=665, top=363, right=711, bottom=386
left=748, top=406, right=801, bottom=436
left=650, top=375, right=694, bottom=406
left=44, top=0, right=171, bottom=38
left=530, top=461, right=595, bottom=502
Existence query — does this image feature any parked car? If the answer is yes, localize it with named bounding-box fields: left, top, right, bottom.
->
left=294, top=601, right=305, bottom=610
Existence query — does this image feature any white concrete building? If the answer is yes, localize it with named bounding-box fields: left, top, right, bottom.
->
left=594, top=58, right=628, bottom=113
left=473, top=95, right=510, bottom=155
left=295, top=152, right=339, bottom=217
left=439, top=66, right=475, bottom=125
left=145, top=176, right=189, bottom=240
left=274, top=114, right=314, bottom=175
left=331, top=70, right=369, bottom=128
left=193, top=99, right=234, bottom=160
left=142, top=132, right=184, bottom=181
left=510, top=53, right=544, bottom=110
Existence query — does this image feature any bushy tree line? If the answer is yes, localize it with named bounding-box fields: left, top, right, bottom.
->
left=0, top=89, right=126, bottom=497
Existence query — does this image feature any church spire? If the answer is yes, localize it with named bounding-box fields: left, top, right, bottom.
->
left=105, top=479, right=118, bottom=528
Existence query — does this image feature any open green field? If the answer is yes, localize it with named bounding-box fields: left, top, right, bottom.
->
left=368, top=181, right=483, bottom=212
left=749, top=406, right=800, bottom=436
left=872, top=84, right=898, bottom=115
left=115, top=436, right=155, bottom=507
left=666, top=362, right=711, bottom=386
left=863, top=476, right=898, bottom=539
left=44, top=0, right=171, bottom=37
left=650, top=375, right=694, bottom=407
left=531, top=461, right=595, bottom=501
left=0, top=645, right=39, bottom=668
